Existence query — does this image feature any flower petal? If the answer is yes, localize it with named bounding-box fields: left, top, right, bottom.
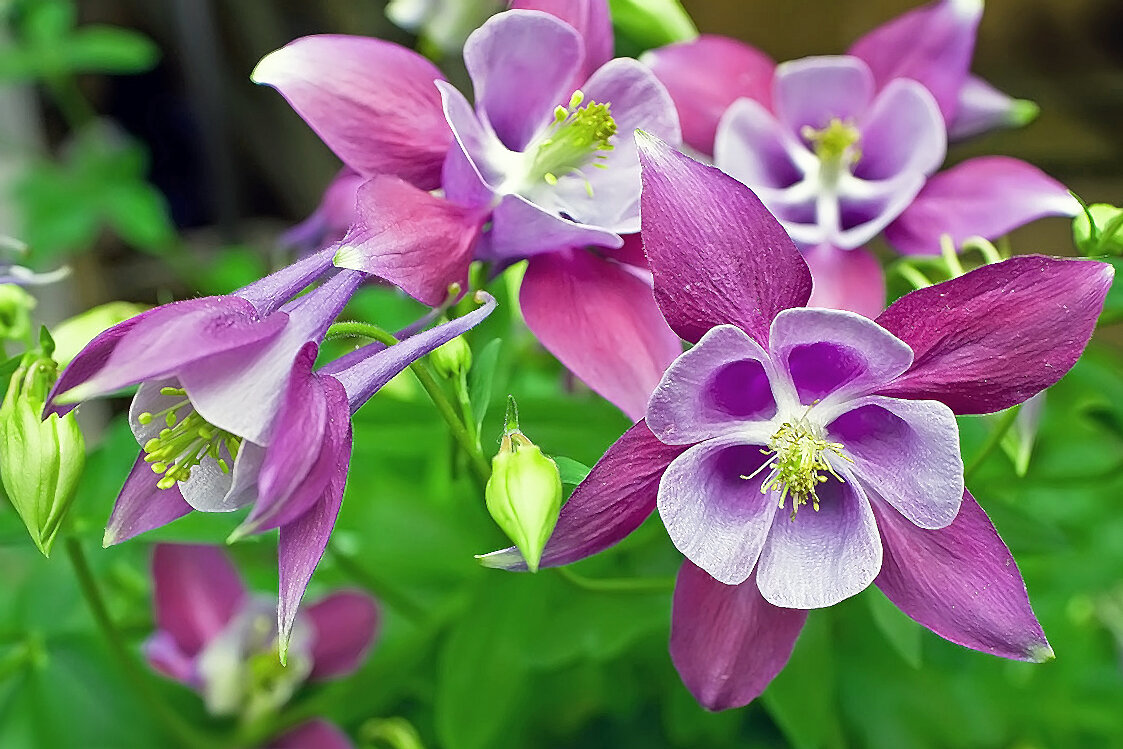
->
left=714, top=97, right=804, bottom=191
left=267, top=721, right=353, bottom=749
left=948, top=75, right=1038, bottom=141
left=236, top=247, right=337, bottom=316
left=658, top=435, right=780, bottom=585
left=768, top=307, right=913, bottom=405
left=252, top=35, right=451, bottom=189
left=280, top=173, right=364, bottom=257
left=670, top=561, right=807, bottom=711
left=486, top=193, right=623, bottom=260
left=521, top=250, right=682, bottom=422
left=756, top=470, right=882, bottom=608
left=644, top=35, right=775, bottom=154
left=151, top=544, right=246, bottom=657
left=333, top=176, right=485, bottom=306
left=874, top=491, right=1052, bottom=661
left=647, top=324, right=777, bottom=445
left=773, top=56, right=875, bottom=134
left=883, top=157, right=1080, bottom=256
left=852, top=78, right=946, bottom=182
left=143, top=631, right=197, bottom=684
left=848, top=0, right=982, bottom=123
left=827, top=396, right=963, bottom=529
left=637, top=133, right=812, bottom=345
left=803, top=244, right=886, bottom=318
left=478, top=420, right=687, bottom=570
left=306, top=591, right=379, bottom=680
left=104, top=455, right=194, bottom=546
left=463, top=10, right=584, bottom=151
left=875, top=255, right=1114, bottom=414
left=510, top=0, right=612, bottom=82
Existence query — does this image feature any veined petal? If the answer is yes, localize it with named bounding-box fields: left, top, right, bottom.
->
left=478, top=420, right=687, bottom=570
left=252, top=35, right=451, bottom=189
left=151, top=544, right=247, bottom=657
left=949, top=76, right=1038, bottom=141
left=104, top=455, right=194, bottom=546
left=670, top=562, right=807, bottom=711
left=510, top=0, right=612, bottom=83
left=306, top=591, right=379, bottom=680
left=521, top=250, right=682, bottom=422
left=883, top=157, right=1080, bottom=256
left=637, top=133, right=811, bottom=345
left=644, top=35, right=775, bottom=155
left=803, top=244, right=886, bottom=318
left=486, top=193, right=622, bottom=260
left=267, top=721, right=353, bottom=749
left=874, top=491, right=1052, bottom=662
left=773, top=56, right=875, bottom=134
left=853, top=78, right=946, bottom=181
left=875, top=256, right=1114, bottom=414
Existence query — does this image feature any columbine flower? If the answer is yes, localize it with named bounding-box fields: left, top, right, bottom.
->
left=482, top=135, right=1114, bottom=710
left=644, top=0, right=1077, bottom=317
left=146, top=544, right=376, bottom=747
left=253, top=1, right=683, bottom=420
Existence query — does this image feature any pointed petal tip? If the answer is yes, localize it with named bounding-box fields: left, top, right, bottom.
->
left=249, top=48, right=283, bottom=85
left=1010, top=98, right=1040, bottom=126
left=1030, top=643, right=1055, bottom=663
left=332, top=245, right=364, bottom=271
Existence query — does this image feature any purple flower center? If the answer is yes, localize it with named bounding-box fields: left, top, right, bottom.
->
left=138, top=386, right=242, bottom=489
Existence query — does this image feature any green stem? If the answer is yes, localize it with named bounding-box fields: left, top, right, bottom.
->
left=965, top=406, right=1021, bottom=481
left=556, top=566, right=675, bottom=594
left=65, top=538, right=216, bottom=749
left=894, top=263, right=934, bottom=290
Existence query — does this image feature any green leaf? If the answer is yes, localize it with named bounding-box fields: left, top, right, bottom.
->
left=609, top=0, right=697, bottom=52
left=469, top=338, right=502, bottom=437
left=102, top=182, right=175, bottom=252
left=863, top=587, right=923, bottom=669
left=64, top=26, right=159, bottom=74
left=554, top=456, right=591, bottom=486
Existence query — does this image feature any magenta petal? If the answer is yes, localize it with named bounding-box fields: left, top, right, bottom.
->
left=803, top=244, right=886, bottom=318
left=478, top=420, right=688, bottom=570
left=949, top=76, right=1037, bottom=141
left=463, top=10, right=584, bottom=151
left=306, top=591, right=379, bottom=680
left=644, top=35, right=775, bottom=155
left=521, top=250, right=681, bottom=422
left=151, top=544, right=247, bottom=657
left=333, top=176, right=484, bottom=306
left=143, top=631, right=197, bottom=684
left=773, top=56, right=875, bottom=134
left=268, top=721, right=353, bottom=749
left=104, top=455, right=194, bottom=546
left=848, top=0, right=982, bottom=123
left=874, top=491, right=1052, bottom=661
left=875, top=255, right=1114, bottom=414
left=670, top=561, right=807, bottom=711
left=252, top=35, right=450, bottom=189
left=509, top=0, right=612, bottom=83
left=637, top=133, right=811, bottom=345
left=883, top=157, right=1080, bottom=256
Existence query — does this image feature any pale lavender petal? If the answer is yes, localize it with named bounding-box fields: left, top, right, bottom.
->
left=151, top=544, right=246, bottom=657
left=756, top=470, right=882, bottom=608
left=521, top=250, right=681, bottom=422
left=478, top=420, right=687, bottom=570
left=463, top=10, right=584, bottom=151
left=104, top=455, right=194, bottom=546
left=658, top=434, right=779, bottom=586
left=306, top=591, right=379, bottom=680
left=437, top=80, right=508, bottom=195
left=179, top=441, right=263, bottom=514
left=647, top=324, right=776, bottom=445
left=252, top=35, right=451, bottom=189
left=644, top=35, right=775, bottom=154
left=485, top=193, right=622, bottom=260
left=670, top=562, right=807, bottom=711
left=768, top=307, right=913, bottom=405
left=510, top=0, right=612, bottom=82
left=833, top=171, right=928, bottom=249
left=827, top=396, right=962, bottom=529
left=268, top=721, right=353, bottom=749
left=714, top=97, right=803, bottom=190
left=848, top=0, right=983, bottom=123
left=852, top=78, right=946, bottom=181
left=237, top=247, right=337, bottom=316
left=883, top=157, right=1080, bottom=256
left=874, top=491, right=1052, bottom=661
left=143, top=631, right=197, bottom=684
left=638, top=133, right=812, bottom=345
left=803, top=244, right=886, bottom=318
left=773, top=56, right=875, bottom=134
left=949, top=76, right=1038, bottom=141
left=875, top=256, right=1114, bottom=414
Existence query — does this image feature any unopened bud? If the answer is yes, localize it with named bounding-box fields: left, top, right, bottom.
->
left=0, top=284, right=36, bottom=342
left=431, top=333, right=472, bottom=379
left=1073, top=203, right=1123, bottom=257
left=484, top=397, right=562, bottom=573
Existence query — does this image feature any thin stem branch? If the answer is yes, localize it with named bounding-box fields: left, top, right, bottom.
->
left=965, top=406, right=1021, bottom=481
left=556, top=566, right=675, bottom=594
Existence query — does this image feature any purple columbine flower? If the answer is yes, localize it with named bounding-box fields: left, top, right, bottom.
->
left=146, top=544, right=375, bottom=748
left=482, top=135, right=1114, bottom=710
left=252, top=1, right=683, bottom=421
left=47, top=254, right=496, bottom=647
left=645, top=0, right=1077, bottom=317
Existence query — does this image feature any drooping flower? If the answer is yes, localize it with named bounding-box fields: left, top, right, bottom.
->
left=146, top=543, right=376, bottom=747
left=254, top=1, right=683, bottom=420
left=482, top=135, right=1114, bottom=710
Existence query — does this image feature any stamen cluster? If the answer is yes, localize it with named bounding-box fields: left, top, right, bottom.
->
left=801, top=117, right=862, bottom=167
left=743, top=413, right=850, bottom=519
left=138, top=387, right=242, bottom=489
left=528, top=90, right=617, bottom=195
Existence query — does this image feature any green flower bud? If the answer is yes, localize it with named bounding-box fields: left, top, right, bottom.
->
left=1073, top=203, right=1123, bottom=257
left=0, top=344, right=85, bottom=556
left=484, top=398, right=562, bottom=572
left=50, top=301, right=148, bottom=367
left=0, top=284, right=37, bottom=343
left=431, top=333, right=472, bottom=379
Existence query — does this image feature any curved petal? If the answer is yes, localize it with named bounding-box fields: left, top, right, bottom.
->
left=658, top=435, right=780, bottom=586
left=252, top=35, right=451, bottom=189
left=714, top=97, right=804, bottom=191
left=848, top=0, right=983, bottom=123
left=268, top=721, right=353, bottom=749
left=236, top=246, right=337, bottom=317
left=647, top=324, right=777, bottom=445
left=768, top=307, right=913, bottom=405
left=510, top=0, right=612, bottom=82
left=670, top=561, right=807, bottom=711
left=521, top=251, right=681, bottom=422
left=463, top=10, right=584, bottom=151
left=178, top=441, right=263, bottom=514
left=833, top=172, right=927, bottom=249
left=645, top=35, right=775, bottom=155
left=853, top=78, right=946, bottom=181
left=827, top=396, right=963, bottom=529
left=486, top=193, right=622, bottom=260
left=949, top=76, right=1038, bottom=141
left=143, top=631, right=197, bottom=684
left=151, top=544, right=246, bottom=657
left=755, top=469, right=882, bottom=609
left=883, top=157, right=1080, bottom=256
left=103, top=455, right=194, bottom=546
left=437, top=80, right=508, bottom=195
left=280, top=172, right=364, bottom=256
left=306, top=591, right=379, bottom=680
left=637, top=133, right=812, bottom=345
left=874, top=491, right=1052, bottom=661
left=478, top=420, right=687, bottom=570
left=803, top=244, right=886, bottom=318
left=875, top=255, right=1114, bottom=414
left=773, top=56, right=875, bottom=134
